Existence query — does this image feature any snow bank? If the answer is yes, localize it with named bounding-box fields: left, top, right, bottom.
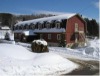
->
left=82, top=39, right=100, bottom=59
left=0, top=43, right=78, bottom=75
left=0, top=39, right=15, bottom=44
left=0, top=44, right=36, bottom=60
left=49, top=39, right=100, bottom=60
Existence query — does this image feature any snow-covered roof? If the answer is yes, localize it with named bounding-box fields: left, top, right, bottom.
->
left=14, top=30, right=36, bottom=36
left=15, top=13, right=76, bottom=26
left=33, top=39, right=47, bottom=46
left=14, top=28, right=65, bottom=36
left=0, top=26, right=10, bottom=30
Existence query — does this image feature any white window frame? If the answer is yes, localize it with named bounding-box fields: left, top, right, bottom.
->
left=56, top=23, right=60, bottom=29
left=48, top=34, right=51, bottom=39
left=57, top=34, right=61, bottom=40
left=46, top=23, right=50, bottom=29
left=75, top=23, right=78, bottom=32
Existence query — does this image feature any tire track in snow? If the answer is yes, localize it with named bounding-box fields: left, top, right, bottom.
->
left=65, top=58, right=99, bottom=75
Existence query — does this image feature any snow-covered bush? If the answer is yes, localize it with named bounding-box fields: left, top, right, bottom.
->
left=4, top=32, right=14, bottom=41
left=31, top=39, right=49, bottom=53
left=5, top=32, right=10, bottom=40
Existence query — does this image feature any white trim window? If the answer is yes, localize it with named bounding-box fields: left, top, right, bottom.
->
left=57, top=34, right=61, bottom=40
left=46, top=23, right=51, bottom=29
left=75, top=23, right=78, bottom=32
left=48, top=34, right=51, bottom=39
left=55, top=23, right=60, bottom=29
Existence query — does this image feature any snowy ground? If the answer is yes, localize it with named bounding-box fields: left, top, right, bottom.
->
left=0, top=38, right=99, bottom=75
left=0, top=43, right=78, bottom=76
left=16, top=38, right=100, bottom=61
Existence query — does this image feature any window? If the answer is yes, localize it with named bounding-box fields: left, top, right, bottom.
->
left=19, top=26, right=21, bottom=30
left=32, top=24, right=35, bottom=29
left=38, top=23, right=42, bottom=29
left=57, top=34, right=61, bottom=40
left=20, top=25, right=23, bottom=30
left=55, top=23, right=60, bottom=29
left=46, top=23, right=51, bottom=29
left=48, top=34, right=51, bottom=39
left=17, top=26, right=19, bottom=30
left=40, top=34, right=43, bottom=39
left=29, top=24, right=33, bottom=29
left=26, top=25, right=29, bottom=30
left=14, top=26, right=17, bottom=30
left=42, top=24, right=45, bottom=28
left=24, top=24, right=28, bottom=30
left=75, top=23, right=78, bottom=32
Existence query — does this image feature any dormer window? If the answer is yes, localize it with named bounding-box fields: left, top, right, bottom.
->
left=46, top=23, right=51, bottom=29
left=24, top=24, right=27, bottom=29
left=42, top=24, right=45, bottom=28
left=55, top=22, right=60, bottom=29
left=24, top=24, right=28, bottom=30
left=38, top=23, right=42, bottom=30
left=14, top=26, right=17, bottom=30
left=17, top=26, right=19, bottom=30
left=19, top=26, right=22, bottom=30
left=32, top=24, right=35, bottom=29
left=29, top=23, right=33, bottom=29
left=19, top=25, right=23, bottom=30
left=27, top=25, right=29, bottom=30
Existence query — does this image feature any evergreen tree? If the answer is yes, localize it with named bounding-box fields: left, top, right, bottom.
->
left=84, top=18, right=99, bottom=37
left=59, top=33, right=66, bottom=47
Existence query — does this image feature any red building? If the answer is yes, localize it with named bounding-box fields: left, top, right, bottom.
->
left=14, top=14, right=86, bottom=47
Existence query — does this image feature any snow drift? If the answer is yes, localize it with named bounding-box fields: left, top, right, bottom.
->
left=0, top=44, right=35, bottom=60
left=0, top=43, right=78, bottom=75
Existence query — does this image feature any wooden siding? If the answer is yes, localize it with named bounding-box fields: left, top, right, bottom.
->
left=66, top=15, right=85, bottom=44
